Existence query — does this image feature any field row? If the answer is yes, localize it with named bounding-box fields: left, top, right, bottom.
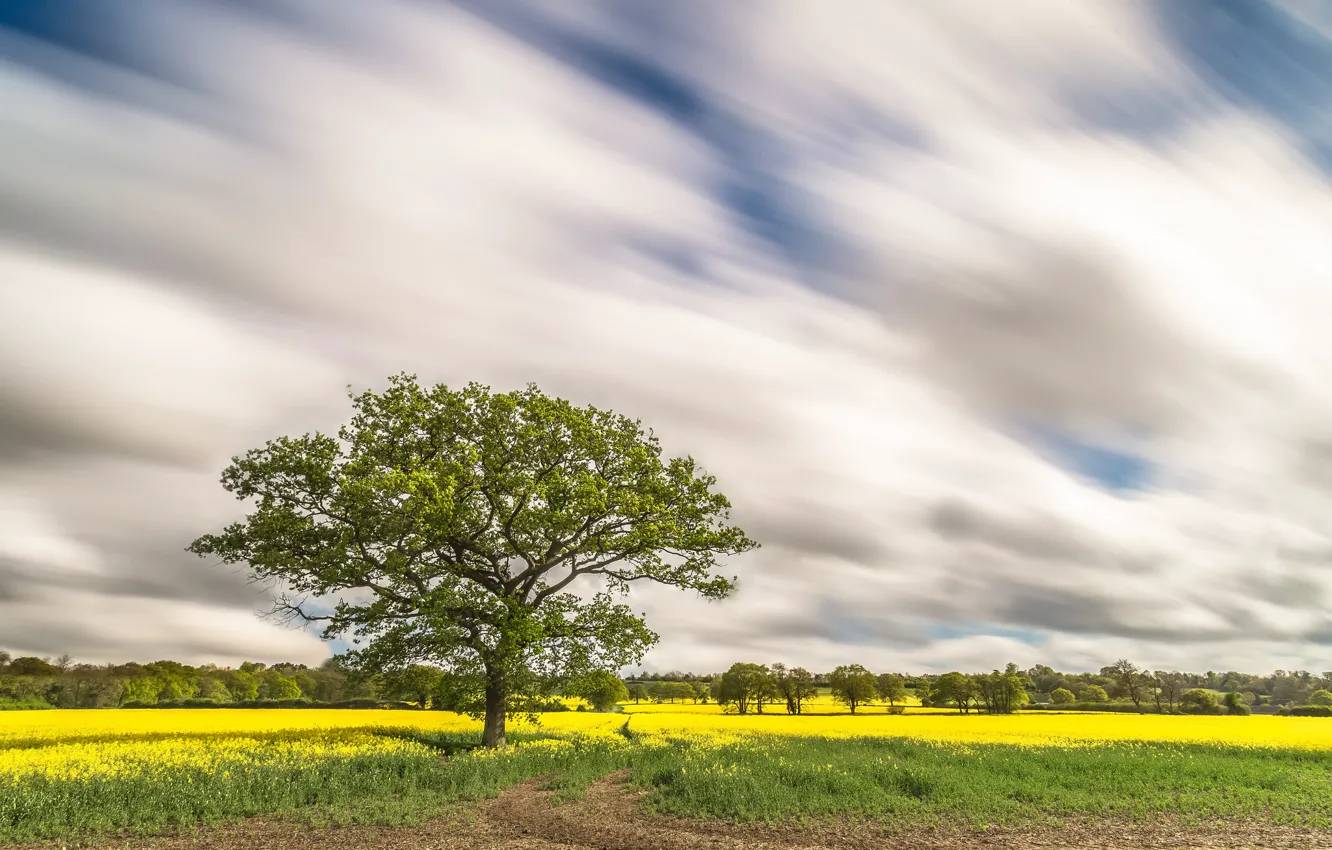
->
left=8, top=706, right=1332, bottom=749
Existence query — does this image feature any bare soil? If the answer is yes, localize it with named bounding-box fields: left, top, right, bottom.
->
left=40, top=772, right=1332, bottom=850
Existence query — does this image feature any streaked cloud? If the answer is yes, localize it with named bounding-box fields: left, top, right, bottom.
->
left=3, top=1, right=1332, bottom=673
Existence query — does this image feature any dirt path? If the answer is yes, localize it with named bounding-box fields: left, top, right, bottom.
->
left=48, top=773, right=1332, bottom=850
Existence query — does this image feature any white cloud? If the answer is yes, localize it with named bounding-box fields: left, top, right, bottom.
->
left=3, top=1, right=1332, bottom=674
left=0, top=586, right=328, bottom=666
left=0, top=489, right=101, bottom=579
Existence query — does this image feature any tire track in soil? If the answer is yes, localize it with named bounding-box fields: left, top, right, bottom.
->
left=479, top=771, right=1332, bottom=850
left=32, top=772, right=1332, bottom=849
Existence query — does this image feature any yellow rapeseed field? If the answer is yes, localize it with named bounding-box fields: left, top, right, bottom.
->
left=0, top=707, right=619, bottom=747
left=7, top=704, right=1331, bottom=785
left=7, top=705, right=1332, bottom=840
left=0, top=709, right=623, bottom=783
left=0, top=730, right=433, bottom=782
left=626, top=710, right=1332, bottom=750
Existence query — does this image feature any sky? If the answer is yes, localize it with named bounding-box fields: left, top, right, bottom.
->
left=4, top=1, right=1332, bottom=675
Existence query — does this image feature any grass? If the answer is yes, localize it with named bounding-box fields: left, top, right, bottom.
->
left=626, top=733, right=1332, bottom=827
left=6, top=708, right=1332, bottom=842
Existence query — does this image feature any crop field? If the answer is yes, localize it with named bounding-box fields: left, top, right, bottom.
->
left=6, top=706, right=1332, bottom=844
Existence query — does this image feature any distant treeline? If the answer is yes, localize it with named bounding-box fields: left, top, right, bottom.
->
left=0, top=652, right=602, bottom=712
left=0, top=653, right=372, bottom=710
left=630, top=661, right=1332, bottom=716
left=6, top=650, right=1332, bottom=715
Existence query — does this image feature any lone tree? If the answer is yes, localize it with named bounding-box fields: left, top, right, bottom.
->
left=713, top=662, right=772, bottom=715
left=975, top=669, right=1028, bottom=714
left=1102, top=659, right=1147, bottom=710
left=828, top=664, right=877, bottom=714
left=571, top=670, right=629, bottom=712
left=875, top=672, right=908, bottom=710
left=772, top=663, right=818, bottom=715
left=189, top=375, right=756, bottom=747
left=933, top=671, right=978, bottom=713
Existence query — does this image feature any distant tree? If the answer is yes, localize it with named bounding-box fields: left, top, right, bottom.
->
left=261, top=673, right=303, bottom=701
left=1153, top=671, right=1185, bottom=713
left=770, top=663, right=790, bottom=711
left=222, top=670, right=260, bottom=701
left=1101, top=659, right=1147, bottom=709
left=1082, top=684, right=1108, bottom=703
left=773, top=665, right=817, bottom=714
left=650, top=681, right=675, bottom=703
left=976, top=670, right=1028, bottom=714
left=1026, top=664, right=1064, bottom=696
left=752, top=670, right=780, bottom=714
left=707, top=675, right=725, bottom=704
left=692, top=681, right=710, bottom=703
left=189, top=376, right=757, bottom=747
left=8, top=657, right=59, bottom=677
left=876, top=673, right=908, bottom=709
left=150, top=667, right=196, bottom=702
left=626, top=683, right=648, bottom=704
left=195, top=678, right=233, bottom=703
left=715, top=663, right=770, bottom=715
left=121, top=677, right=158, bottom=705
left=1272, top=675, right=1311, bottom=706
left=828, top=665, right=877, bottom=714
left=1308, top=689, right=1332, bottom=707
left=378, top=665, right=442, bottom=707
left=664, top=681, right=696, bottom=703
left=1050, top=687, right=1075, bottom=705
left=1180, top=688, right=1219, bottom=714
left=933, top=672, right=978, bottom=714
left=1222, top=691, right=1250, bottom=716
left=571, top=670, right=629, bottom=711
left=914, top=677, right=934, bottom=707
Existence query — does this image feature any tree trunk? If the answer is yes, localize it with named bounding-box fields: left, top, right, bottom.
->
left=482, top=677, right=507, bottom=748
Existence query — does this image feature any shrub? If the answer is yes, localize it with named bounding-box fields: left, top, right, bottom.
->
left=570, top=671, right=630, bottom=712
left=1082, top=685, right=1108, bottom=703
left=1180, top=689, right=1220, bottom=714
left=1024, top=702, right=1162, bottom=713
left=1290, top=706, right=1332, bottom=717
left=1308, top=690, right=1332, bottom=707
left=1050, top=688, right=1075, bottom=705
left=0, top=697, right=52, bottom=711
left=1223, top=692, right=1250, bottom=716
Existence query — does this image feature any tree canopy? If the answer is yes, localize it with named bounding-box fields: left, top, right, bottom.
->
left=773, top=664, right=818, bottom=714
left=712, top=662, right=773, bottom=715
left=933, top=671, right=978, bottom=713
left=189, top=375, right=756, bottom=746
left=875, top=673, right=907, bottom=708
left=571, top=670, right=629, bottom=711
left=828, top=664, right=876, bottom=714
